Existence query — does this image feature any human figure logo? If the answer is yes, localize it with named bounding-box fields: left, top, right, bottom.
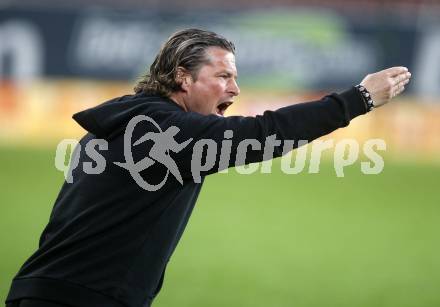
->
left=114, top=115, right=192, bottom=191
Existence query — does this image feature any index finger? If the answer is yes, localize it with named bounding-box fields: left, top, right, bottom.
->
left=384, top=66, right=409, bottom=77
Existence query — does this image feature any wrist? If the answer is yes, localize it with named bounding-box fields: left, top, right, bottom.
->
left=355, top=84, right=374, bottom=112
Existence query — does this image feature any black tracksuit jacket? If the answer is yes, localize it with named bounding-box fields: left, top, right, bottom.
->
left=6, top=88, right=367, bottom=307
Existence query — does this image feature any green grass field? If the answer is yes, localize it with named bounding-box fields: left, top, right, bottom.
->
left=1, top=146, right=439, bottom=307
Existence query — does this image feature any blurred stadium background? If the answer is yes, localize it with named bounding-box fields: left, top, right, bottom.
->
left=1, top=0, right=439, bottom=306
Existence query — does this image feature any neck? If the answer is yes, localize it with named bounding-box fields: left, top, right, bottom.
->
left=169, top=93, right=188, bottom=112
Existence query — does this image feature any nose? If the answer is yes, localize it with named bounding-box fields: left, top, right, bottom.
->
left=228, top=79, right=240, bottom=97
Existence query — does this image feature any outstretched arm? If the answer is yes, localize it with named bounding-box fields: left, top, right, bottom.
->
left=157, top=66, right=412, bottom=179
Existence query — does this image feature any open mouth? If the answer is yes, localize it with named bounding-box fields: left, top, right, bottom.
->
left=216, top=101, right=233, bottom=116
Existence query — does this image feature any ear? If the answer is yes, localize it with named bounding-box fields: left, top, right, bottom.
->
left=176, top=67, right=193, bottom=92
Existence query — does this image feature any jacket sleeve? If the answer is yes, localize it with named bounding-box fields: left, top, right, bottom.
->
left=154, top=87, right=367, bottom=180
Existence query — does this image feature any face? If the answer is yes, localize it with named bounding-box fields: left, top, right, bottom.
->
left=181, top=47, right=240, bottom=116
